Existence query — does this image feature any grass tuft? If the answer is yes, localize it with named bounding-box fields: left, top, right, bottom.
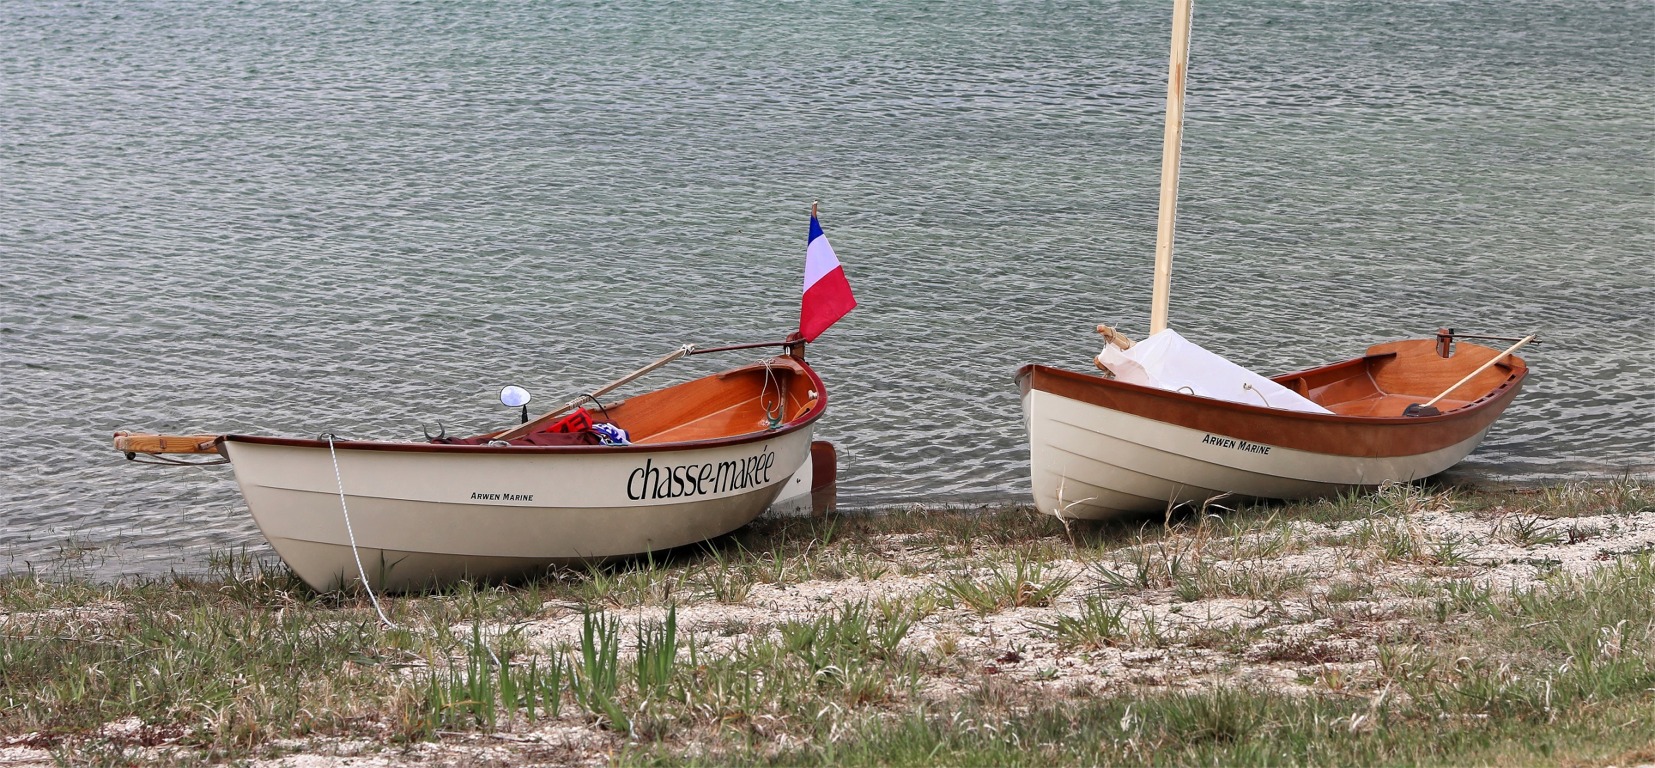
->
left=4, top=479, right=1651, bottom=766
left=937, top=548, right=1076, bottom=613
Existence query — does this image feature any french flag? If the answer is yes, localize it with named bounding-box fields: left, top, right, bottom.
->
left=799, top=209, right=856, bottom=342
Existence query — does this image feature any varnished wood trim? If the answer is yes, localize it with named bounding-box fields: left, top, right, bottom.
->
left=1017, top=341, right=1527, bottom=459
left=225, top=358, right=828, bottom=455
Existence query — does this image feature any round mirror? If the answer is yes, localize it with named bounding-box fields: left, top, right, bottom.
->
left=499, top=385, right=532, bottom=408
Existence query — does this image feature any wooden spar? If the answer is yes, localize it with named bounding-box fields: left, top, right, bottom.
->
left=491, top=345, right=696, bottom=440
left=113, top=431, right=221, bottom=455
left=688, top=339, right=794, bottom=355
left=1422, top=334, right=1536, bottom=408
left=1149, top=0, right=1194, bottom=335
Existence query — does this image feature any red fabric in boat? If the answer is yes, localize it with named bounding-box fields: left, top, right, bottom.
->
left=430, top=408, right=602, bottom=446
left=517, top=429, right=601, bottom=446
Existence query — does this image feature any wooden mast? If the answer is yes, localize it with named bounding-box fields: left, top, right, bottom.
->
left=1149, top=0, right=1194, bottom=335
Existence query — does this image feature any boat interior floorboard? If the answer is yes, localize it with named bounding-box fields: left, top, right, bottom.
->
left=1324, top=394, right=1472, bottom=417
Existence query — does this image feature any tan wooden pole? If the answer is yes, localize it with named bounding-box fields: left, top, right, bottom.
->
left=1149, top=0, right=1194, bottom=335
left=1422, top=334, right=1535, bottom=408
left=491, top=345, right=696, bottom=440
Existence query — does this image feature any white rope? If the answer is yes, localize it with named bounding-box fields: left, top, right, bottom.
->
left=325, top=435, right=395, bottom=628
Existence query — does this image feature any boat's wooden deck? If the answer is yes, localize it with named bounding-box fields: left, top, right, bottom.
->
left=1322, top=394, right=1472, bottom=417
left=606, top=360, right=819, bottom=444
left=638, top=395, right=799, bottom=443
left=1275, top=339, right=1521, bottom=418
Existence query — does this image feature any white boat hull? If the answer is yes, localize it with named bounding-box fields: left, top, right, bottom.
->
left=1022, top=387, right=1488, bottom=520
left=224, top=429, right=813, bottom=591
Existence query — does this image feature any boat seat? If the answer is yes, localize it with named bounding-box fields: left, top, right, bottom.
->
left=1278, top=377, right=1312, bottom=397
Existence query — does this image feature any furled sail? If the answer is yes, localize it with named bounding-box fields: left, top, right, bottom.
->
left=1096, top=329, right=1332, bottom=414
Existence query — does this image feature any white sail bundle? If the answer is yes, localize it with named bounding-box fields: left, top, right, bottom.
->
left=1096, top=329, right=1332, bottom=414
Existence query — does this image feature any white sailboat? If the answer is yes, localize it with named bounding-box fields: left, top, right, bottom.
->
left=1016, top=0, right=1533, bottom=521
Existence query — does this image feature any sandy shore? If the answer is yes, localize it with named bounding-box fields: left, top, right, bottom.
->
left=3, top=480, right=1653, bottom=766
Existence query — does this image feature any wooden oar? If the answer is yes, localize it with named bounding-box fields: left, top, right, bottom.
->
left=490, top=345, right=697, bottom=441
left=1422, top=334, right=1536, bottom=408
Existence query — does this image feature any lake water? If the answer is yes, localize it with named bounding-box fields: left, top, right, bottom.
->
left=3, top=0, right=1651, bottom=579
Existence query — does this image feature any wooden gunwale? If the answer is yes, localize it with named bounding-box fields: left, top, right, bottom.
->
left=1017, top=343, right=1527, bottom=459
left=221, top=357, right=827, bottom=456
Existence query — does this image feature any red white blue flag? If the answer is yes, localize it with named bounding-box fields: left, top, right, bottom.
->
left=799, top=210, right=856, bottom=342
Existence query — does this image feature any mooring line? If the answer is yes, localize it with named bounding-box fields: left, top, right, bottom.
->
left=325, top=434, right=395, bottom=629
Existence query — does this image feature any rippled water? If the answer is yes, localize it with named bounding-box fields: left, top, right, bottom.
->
left=3, top=0, right=1651, bottom=579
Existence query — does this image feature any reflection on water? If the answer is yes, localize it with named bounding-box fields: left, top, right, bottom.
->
left=2, top=0, right=1650, bottom=579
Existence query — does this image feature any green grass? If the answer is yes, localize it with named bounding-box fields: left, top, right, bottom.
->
left=1027, top=594, right=1128, bottom=649
left=669, top=551, right=1655, bottom=766
left=3, top=477, right=1650, bottom=766
left=936, top=547, right=1076, bottom=614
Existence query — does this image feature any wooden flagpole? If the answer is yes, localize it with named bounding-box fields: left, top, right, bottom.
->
left=1149, top=0, right=1194, bottom=335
